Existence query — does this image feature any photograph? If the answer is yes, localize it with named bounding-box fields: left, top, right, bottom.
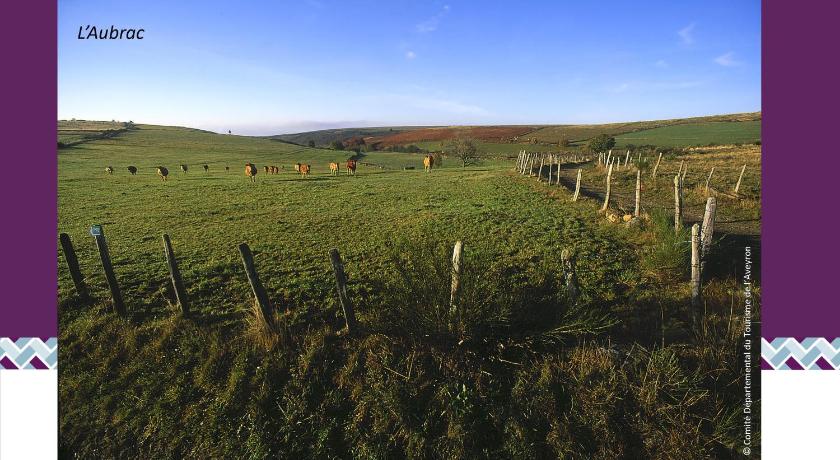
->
left=55, top=1, right=761, bottom=457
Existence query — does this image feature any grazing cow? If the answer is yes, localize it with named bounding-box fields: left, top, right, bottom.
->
left=299, top=164, right=311, bottom=177
left=294, top=163, right=301, bottom=173
left=264, top=165, right=270, bottom=174
left=180, top=164, right=188, bottom=174
left=203, top=164, right=209, bottom=173
left=105, top=166, right=114, bottom=175
left=225, top=166, right=230, bottom=172
left=346, top=159, right=357, bottom=176
left=157, top=166, right=169, bottom=181
left=127, top=166, right=137, bottom=175
left=423, top=155, right=434, bottom=172
left=272, top=166, right=279, bottom=174
left=329, top=162, right=339, bottom=176
left=245, top=163, right=258, bottom=182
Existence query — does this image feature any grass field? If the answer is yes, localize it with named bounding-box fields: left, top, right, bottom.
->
left=614, top=121, right=761, bottom=147
left=58, top=124, right=760, bottom=457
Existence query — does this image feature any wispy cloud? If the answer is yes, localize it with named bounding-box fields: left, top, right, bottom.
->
left=405, top=50, right=416, bottom=60
left=655, top=59, right=669, bottom=68
left=714, top=51, right=740, bottom=67
left=678, top=23, right=695, bottom=45
left=415, top=4, right=450, bottom=33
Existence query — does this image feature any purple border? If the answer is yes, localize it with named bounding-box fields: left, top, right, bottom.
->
left=762, top=2, right=840, bottom=337
left=0, top=2, right=58, bottom=337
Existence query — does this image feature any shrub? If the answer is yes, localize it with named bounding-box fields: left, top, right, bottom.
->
left=586, top=134, right=616, bottom=153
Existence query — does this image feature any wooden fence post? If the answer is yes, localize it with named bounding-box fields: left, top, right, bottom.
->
left=637, top=151, right=641, bottom=166
left=238, top=243, right=275, bottom=331
left=681, top=163, right=688, bottom=182
left=677, top=160, right=684, bottom=178
left=624, top=150, right=630, bottom=166
left=329, top=248, right=357, bottom=334
left=572, top=169, right=582, bottom=201
left=705, top=167, right=715, bottom=194
left=700, top=197, right=717, bottom=275
left=537, top=154, right=545, bottom=181
left=59, top=233, right=88, bottom=298
left=92, top=226, right=125, bottom=316
left=651, top=152, right=663, bottom=179
left=673, top=175, right=683, bottom=233
left=162, top=234, right=189, bottom=315
left=605, top=150, right=612, bottom=169
left=734, top=164, right=747, bottom=196
left=634, top=170, right=641, bottom=217
left=600, top=163, right=613, bottom=211
left=561, top=249, right=578, bottom=302
left=528, top=155, right=535, bottom=177
left=449, top=241, right=464, bottom=324
left=691, top=223, right=701, bottom=321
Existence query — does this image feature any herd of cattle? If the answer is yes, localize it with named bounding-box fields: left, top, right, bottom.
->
left=105, top=155, right=438, bottom=181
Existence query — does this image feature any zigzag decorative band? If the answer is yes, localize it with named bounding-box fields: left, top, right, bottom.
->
left=762, top=337, right=840, bottom=370
left=0, top=337, right=57, bottom=370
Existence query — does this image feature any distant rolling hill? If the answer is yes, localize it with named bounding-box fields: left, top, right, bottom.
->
left=269, top=112, right=761, bottom=149
left=269, top=126, right=431, bottom=146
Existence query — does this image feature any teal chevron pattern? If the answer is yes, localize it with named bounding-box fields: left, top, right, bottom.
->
left=0, top=338, right=57, bottom=370
left=761, top=337, right=840, bottom=370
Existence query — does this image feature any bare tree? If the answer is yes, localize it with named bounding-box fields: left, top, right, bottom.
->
left=446, top=137, right=480, bottom=167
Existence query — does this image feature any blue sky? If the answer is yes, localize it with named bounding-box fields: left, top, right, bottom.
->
left=58, top=0, right=760, bottom=135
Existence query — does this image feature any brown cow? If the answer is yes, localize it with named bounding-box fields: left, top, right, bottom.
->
left=271, top=166, right=279, bottom=174
left=157, top=166, right=169, bottom=181
left=346, top=159, right=357, bottom=176
left=180, top=164, right=188, bottom=174
left=245, top=163, right=258, bottom=182
left=299, top=164, right=311, bottom=177
left=329, top=162, right=339, bottom=176
left=127, top=166, right=137, bottom=175
left=203, top=164, right=209, bottom=173
left=105, top=166, right=114, bottom=175
left=423, top=155, right=434, bottom=172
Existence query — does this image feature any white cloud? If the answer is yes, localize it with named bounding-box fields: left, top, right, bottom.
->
left=655, top=59, right=669, bottom=68
left=678, top=23, right=695, bottom=45
left=405, top=50, right=416, bottom=60
left=415, top=5, right=450, bottom=33
left=714, top=51, right=740, bottom=67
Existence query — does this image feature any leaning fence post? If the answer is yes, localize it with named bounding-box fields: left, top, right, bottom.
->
left=734, top=164, right=747, bottom=196
left=528, top=155, right=535, bottom=177
left=705, top=167, right=715, bottom=194
left=238, top=243, right=275, bottom=331
left=634, top=170, right=641, bottom=217
left=624, top=150, right=630, bottom=166
left=329, top=249, right=357, bottom=334
left=59, top=233, right=88, bottom=299
left=651, top=152, right=663, bottom=179
left=91, top=225, right=125, bottom=316
left=674, top=175, right=683, bottom=233
left=600, top=163, right=613, bottom=211
left=162, top=234, right=189, bottom=315
left=561, top=249, right=579, bottom=302
left=449, top=241, right=464, bottom=325
left=691, top=223, right=701, bottom=322
left=572, top=169, right=582, bottom=201
left=537, top=154, right=545, bottom=182
left=700, top=197, right=717, bottom=275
